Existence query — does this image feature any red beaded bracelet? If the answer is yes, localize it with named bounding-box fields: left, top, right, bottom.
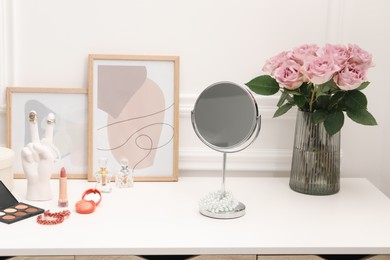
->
left=37, top=210, right=71, bottom=225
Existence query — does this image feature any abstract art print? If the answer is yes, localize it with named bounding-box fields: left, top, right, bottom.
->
left=88, top=54, right=179, bottom=181
left=6, top=87, right=88, bottom=179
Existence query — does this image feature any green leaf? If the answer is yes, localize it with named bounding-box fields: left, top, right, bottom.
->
left=286, top=94, right=295, bottom=103
left=246, top=75, right=280, bottom=96
left=317, top=79, right=334, bottom=93
left=315, top=91, right=328, bottom=99
left=356, top=81, right=370, bottom=91
left=329, top=91, right=346, bottom=109
left=277, top=91, right=289, bottom=107
left=273, top=103, right=293, bottom=118
left=346, top=109, right=378, bottom=125
left=324, top=111, right=344, bottom=136
left=312, top=109, right=328, bottom=124
left=316, top=95, right=331, bottom=110
left=300, top=82, right=312, bottom=97
left=344, top=90, right=367, bottom=110
left=293, top=95, right=306, bottom=109
left=285, top=89, right=302, bottom=96
left=318, top=78, right=336, bottom=88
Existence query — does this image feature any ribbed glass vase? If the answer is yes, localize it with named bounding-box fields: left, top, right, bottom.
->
left=289, top=110, right=340, bottom=195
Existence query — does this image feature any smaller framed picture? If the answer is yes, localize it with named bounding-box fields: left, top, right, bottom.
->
left=88, top=54, right=180, bottom=181
left=6, top=87, right=88, bottom=179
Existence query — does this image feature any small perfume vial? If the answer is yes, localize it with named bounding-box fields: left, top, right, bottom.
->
left=95, top=157, right=112, bottom=193
left=116, top=159, right=133, bottom=188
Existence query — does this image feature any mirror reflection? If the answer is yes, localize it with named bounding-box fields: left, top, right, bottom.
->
left=192, top=82, right=259, bottom=151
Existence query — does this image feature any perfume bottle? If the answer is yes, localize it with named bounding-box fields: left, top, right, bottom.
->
left=95, top=157, right=112, bottom=193
left=116, top=159, right=133, bottom=188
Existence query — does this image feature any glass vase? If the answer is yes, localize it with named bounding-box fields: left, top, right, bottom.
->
left=289, top=110, right=340, bottom=195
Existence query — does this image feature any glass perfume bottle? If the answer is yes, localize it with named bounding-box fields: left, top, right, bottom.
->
left=95, top=157, right=112, bottom=193
left=116, top=159, right=133, bottom=188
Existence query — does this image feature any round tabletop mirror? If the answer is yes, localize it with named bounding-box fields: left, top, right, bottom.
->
left=191, top=81, right=261, bottom=219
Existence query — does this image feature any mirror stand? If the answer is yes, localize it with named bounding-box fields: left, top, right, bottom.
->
left=199, top=153, right=246, bottom=219
left=192, top=81, right=260, bottom=220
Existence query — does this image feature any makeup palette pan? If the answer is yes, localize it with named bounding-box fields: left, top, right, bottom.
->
left=0, top=181, right=44, bottom=224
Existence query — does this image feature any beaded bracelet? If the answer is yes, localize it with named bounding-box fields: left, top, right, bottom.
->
left=37, top=210, right=71, bottom=225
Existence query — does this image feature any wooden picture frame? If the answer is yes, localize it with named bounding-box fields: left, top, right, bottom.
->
left=6, top=87, right=88, bottom=179
left=88, top=54, right=179, bottom=181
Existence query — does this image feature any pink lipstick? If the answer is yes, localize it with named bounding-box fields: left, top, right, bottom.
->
left=58, top=167, right=68, bottom=207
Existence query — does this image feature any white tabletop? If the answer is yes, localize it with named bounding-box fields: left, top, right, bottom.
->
left=1, top=177, right=390, bottom=256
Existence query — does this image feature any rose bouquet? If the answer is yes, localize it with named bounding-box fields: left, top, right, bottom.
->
left=246, top=44, right=377, bottom=135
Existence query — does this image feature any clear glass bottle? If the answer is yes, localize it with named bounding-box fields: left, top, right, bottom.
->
left=95, top=157, right=112, bottom=193
left=116, top=159, right=133, bottom=188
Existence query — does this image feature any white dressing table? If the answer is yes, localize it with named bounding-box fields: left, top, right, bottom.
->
left=1, top=177, right=390, bottom=257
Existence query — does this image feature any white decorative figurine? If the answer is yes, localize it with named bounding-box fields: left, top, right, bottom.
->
left=21, top=111, right=60, bottom=201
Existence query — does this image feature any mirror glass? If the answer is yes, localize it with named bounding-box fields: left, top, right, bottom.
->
left=192, top=82, right=259, bottom=152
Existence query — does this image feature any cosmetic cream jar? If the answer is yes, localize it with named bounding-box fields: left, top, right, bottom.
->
left=0, top=147, right=15, bottom=191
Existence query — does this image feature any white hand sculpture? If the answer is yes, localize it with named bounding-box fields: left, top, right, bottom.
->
left=21, top=111, right=60, bottom=201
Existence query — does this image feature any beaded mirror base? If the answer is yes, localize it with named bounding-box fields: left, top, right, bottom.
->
left=199, top=190, right=245, bottom=219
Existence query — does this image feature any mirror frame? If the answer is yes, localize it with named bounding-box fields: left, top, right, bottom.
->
left=191, top=81, right=261, bottom=153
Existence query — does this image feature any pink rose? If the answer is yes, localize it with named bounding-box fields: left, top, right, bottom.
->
left=348, top=44, right=373, bottom=69
left=321, top=44, right=351, bottom=68
left=291, top=44, right=319, bottom=65
left=334, top=63, right=367, bottom=90
left=262, top=51, right=291, bottom=75
left=273, top=60, right=304, bottom=90
left=302, top=54, right=340, bottom=85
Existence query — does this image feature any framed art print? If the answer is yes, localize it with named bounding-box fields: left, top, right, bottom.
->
left=88, top=54, right=180, bottom=181
left=6, top=87, right=88, bottom=179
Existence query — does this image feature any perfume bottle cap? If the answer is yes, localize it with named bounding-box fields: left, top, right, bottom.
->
left=97, top=157, right=109, bottom=174
left=120, top=158, right=129, bottom=174
left=98, top=157, right=108, bottom=168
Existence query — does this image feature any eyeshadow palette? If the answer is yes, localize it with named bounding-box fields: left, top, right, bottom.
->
left=0, top=181, right=44, bottom=224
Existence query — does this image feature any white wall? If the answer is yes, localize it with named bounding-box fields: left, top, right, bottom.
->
left=1, top=0, right=389, bottom=195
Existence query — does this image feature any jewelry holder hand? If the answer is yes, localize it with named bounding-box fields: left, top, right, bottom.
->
left=21, top=111, right=61, bottom=201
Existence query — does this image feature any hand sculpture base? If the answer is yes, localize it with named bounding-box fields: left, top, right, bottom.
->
left=26, top=179, right=52, bottom=201
left=22, top=148, right=55, bottom=201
